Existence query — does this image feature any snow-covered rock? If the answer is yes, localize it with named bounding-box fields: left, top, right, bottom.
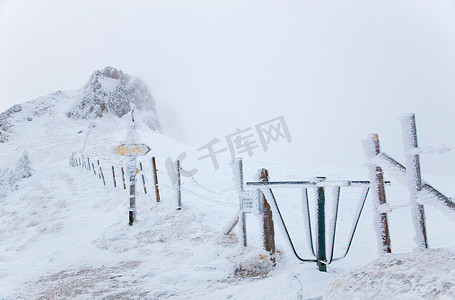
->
left=0, top=104, right=22, bottom=143
left=67, top=66, right=160, bottom=131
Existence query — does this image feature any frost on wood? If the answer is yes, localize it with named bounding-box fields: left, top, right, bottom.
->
left=66, top=66, right=160, bottom=131
left=400, top=113, right=428, bottom=250
left=374, top=152, right=455, bottom=222
left=231, top=158, right=244, bottom=193
left=362, top=134, right=391, bottom=254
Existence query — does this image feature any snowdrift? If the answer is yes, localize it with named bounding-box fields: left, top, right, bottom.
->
left=325, top=248, right=455, bottom=299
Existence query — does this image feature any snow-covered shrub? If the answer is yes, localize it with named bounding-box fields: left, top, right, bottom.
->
left=0, top=168, right=10, bottom=198
left=14, top=150, right=34, bottom=180
left=0, top=151, right=34, bottom=195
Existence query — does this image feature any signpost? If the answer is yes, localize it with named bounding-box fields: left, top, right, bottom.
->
left=113, top=144, right=150, bottom=156
left=114, top=110, right=151, bottom=226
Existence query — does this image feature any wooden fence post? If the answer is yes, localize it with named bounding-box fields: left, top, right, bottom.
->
left=139, top=162, right=147, bottom=194
left=401, top=114, right=428, bottom=250
left=87, top=158, right=91, bottom=171
left=258, top=168, right=276, bottom=264
left=92, top=163, right=96, bottom=175
left=362, top=134, right=392, bottom=254
left=98, top=160, right=105, bottom=186
left=97, top=160, right=101, bottom=179
left=152, top=157, right=161, bottom=203
left=121, top=167, right=126, bottom=190
left=112, top=166, right=117, bottom=188
left=176, top=160, right=182, bottom=210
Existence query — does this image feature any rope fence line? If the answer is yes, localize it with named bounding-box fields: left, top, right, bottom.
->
left=155, top=168, right=236, bottom=195
left=155, top=167, right=237, bottom=207
left=187, top=173, right=236, bottom=195
left=69, top=154, right=237, bottom=209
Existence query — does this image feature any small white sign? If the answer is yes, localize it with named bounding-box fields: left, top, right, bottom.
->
left=241, top=192, right=254, bottom=213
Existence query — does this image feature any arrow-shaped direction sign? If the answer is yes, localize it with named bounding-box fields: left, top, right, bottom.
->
left=113, top=144, right=151, bottom=156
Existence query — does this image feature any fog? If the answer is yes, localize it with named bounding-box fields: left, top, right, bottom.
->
left=1, top=0, right=455, bottom=175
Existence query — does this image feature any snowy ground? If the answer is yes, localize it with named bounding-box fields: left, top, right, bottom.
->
left=1, top=96, right=455, bottom=299
left=325, top=248, right=455, bottom=299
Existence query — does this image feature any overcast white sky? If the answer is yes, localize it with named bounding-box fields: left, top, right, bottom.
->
left=1, top=0, right=455, bottom=175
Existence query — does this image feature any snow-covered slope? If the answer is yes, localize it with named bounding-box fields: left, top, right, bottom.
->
left=0, top=67, right=160, bottom=169
left=1, top=70, right=455, bottom=298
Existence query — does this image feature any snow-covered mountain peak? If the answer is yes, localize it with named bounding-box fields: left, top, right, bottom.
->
left=0, top=67, right=161, bottom=145
left=67, top=66, right=160, bottom=131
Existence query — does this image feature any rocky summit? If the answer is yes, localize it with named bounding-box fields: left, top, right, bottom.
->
left=67, top=66, right=160, bottom=131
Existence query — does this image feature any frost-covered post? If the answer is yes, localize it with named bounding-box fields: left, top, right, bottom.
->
left=362, top=134, right=392, bottom=254
left=87, top=157, right=91, bottom=171
left=316, top=177, right=327, bottom=272
left=112, top=109, right=152, bottom=226
left=151, top=157, right=161, bottom=203
left=127, top=111, right=138, bottom=226
left=401, top=113, right=428, bottom=250
left=237, top=158, right=247, bottom=247
left=92, top=163, right=96, bottom=175
left=121, top=167, right=126, bottom=190
left=175, top=160, right=182, bottom=210
left=98, top=160, right=105, bottom=186
left=127, top=155, right=137, bottom=226
left=258, top=168, right=276, bottom=264
left=139, top=162, right=147, bottom=194
left=222, top=158, right=244, bottom=238
left=112, top=166, right=117, bottom=188
left=97, top=160, right=101, bottom=179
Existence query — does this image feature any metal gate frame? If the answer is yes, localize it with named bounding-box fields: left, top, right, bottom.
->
left=246, top=178, right=389, bottom=271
